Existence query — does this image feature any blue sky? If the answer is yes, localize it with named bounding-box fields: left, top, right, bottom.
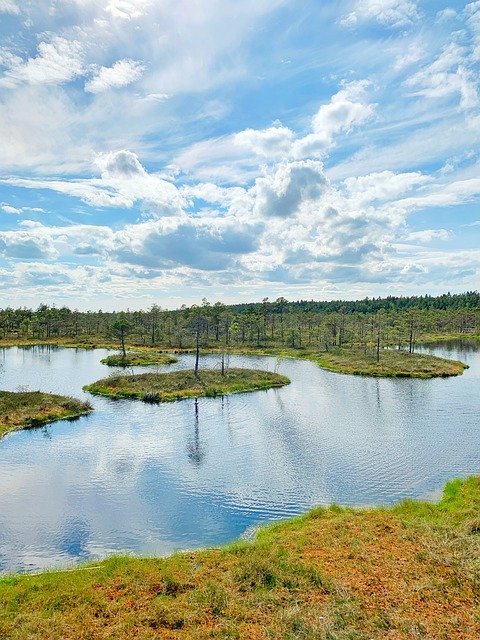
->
left=0, top=0, right=479, bottom=311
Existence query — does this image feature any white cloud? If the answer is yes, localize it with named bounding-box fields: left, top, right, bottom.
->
left=293, top=81, right=375, bottom=158
left=0, top=231, right=58, bottom=260
left=343, top=171, right=432, bottom=204
left=436, top=8, right=457, bottom=22
left=342, top=0, right=420, bottom=28
left=406, top=229, right=450, bottom=242
left=466, top=1, right=480, bottom=61
left=234, top=125, right=294, bottom=158
left=1, top=204, right=21, bottom=214
left=0, top=0, right=20, bottom=14
left=3, top=150, right=188, bottom=217
left=85, top=59, right=145, bottom=93
left=405, top=43, right=479, bottom=109
left=105, top=0, right=151, bottom=20
left=1, top=203, right=44, bottom=215
left=252, top=160, right=328, bottom=218
left=0, top=37, right=84, bottom=88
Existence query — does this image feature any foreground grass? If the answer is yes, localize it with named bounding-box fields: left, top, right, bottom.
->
left=101, top=352, right=178, bottom=367
left=84, top=368, right=290, bottom=403
left=0, top=391, right=93, bottom=438
left=1, top=476, right=479, bottom=639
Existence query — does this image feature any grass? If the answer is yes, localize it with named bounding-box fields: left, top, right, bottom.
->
left=311, top=347, right=468, bottom=378
left=1, top=476, right=479, bottom=639
left=83, top=368, right=290, bottom=403
left=0, top=391, right=93, bottom=438
left=100, top=352, right=178, bottom=367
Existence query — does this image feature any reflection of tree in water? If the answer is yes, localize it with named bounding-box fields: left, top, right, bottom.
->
left=187, top=398, right=206, bottom=466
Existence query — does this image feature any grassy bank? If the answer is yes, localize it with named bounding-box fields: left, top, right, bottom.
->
left=84, top=368, right=290, bottom=403
left=101, top=352, right=178, bottom=367
left=0, top=391, right=93, bottom=438
left=1, top=476, right=479, bottom=639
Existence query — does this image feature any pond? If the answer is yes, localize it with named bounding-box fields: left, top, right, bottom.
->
left=0, top=341, right=479, bottom=574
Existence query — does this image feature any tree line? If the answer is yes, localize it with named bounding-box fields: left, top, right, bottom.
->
left=0, top=292, right=478, bottom=355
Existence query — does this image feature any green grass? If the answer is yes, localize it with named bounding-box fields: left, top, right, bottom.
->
left=100, top=352, right=178, bottom=367
left=83, top=368, right=290, bottom=403
left=1, top=476, right=479, bottom=639
left=311, top=347, right=468, bottom=378
left=0, top=391, right=93, bottom=438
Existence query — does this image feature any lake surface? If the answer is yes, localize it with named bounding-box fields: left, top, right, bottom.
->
left=0, top=341, right=479, bottom=574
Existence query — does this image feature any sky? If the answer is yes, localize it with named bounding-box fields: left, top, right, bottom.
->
left=0, top=0, right=479, bottom=311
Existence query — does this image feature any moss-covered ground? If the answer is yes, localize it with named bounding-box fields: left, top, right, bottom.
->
left=0, top=391, right=92, bottom=438
left=101, top=352, right=178, bottom=367
left=84, top=368, right=290, bottom=403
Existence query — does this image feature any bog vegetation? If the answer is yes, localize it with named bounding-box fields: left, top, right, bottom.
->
left=1, top=291, right=477, bottom=378
left=84, top=368, right=290, bottom=403
left=0, top=391, right=92, bottom=438
left=1, top=476, right=479, bottom=639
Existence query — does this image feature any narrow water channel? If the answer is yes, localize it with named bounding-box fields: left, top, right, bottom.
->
left=0, top=341, right=478, bottom=573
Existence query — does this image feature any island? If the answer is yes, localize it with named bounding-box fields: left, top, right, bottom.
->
left=0, top=391, right=93, bottom=438
left=101, top=351, right=178, bottom=367
left=309, top=348, right=468, bottom=378
left=84, top=368, right=290, bottom=402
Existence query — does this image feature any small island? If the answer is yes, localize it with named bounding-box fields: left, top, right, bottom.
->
left=0, top=391, right=93, bottom=439
left=101, top=351, right=178, bottom=367
left=311, top=348, right=467, bottom=378
left=84, top=368, right=290, bottom=403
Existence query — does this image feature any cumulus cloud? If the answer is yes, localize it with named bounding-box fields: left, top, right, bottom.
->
left=4, top=150, right=188, bottom=216
left=113, top=218, right=260, bottom=271
left=0, top=37, right=84, bottom=88
left=0, top=232, right=58, bottom=260
left=343, top=171, right=432, bottom=204
left=342, top=0, right=420, bottom=28
left=85, top=59, right=145, bottom=93
left=234, top=125, right=295, bottom=158
left=253, top=160, right=328, bottom=218
left=293, top=82, right=375, bottom=158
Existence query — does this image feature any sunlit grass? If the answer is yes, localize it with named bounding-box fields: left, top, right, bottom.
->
left=1, top=476, right=479, bottom=639
left=0, top=391, right=92, bottom=438
left=84, top=368, right=290, bottom=402
left=100, top=352, right=178, bottom=367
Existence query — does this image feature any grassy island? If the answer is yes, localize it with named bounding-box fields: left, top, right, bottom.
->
left=1, top=476, right=479, bottom=638
left=310, top=347, right=468, bottom=378
left=84, top=368, right=290, bottom=403
left=0, top=391, right=93, bottom=439
left=101, top=352, right=178, bottom=367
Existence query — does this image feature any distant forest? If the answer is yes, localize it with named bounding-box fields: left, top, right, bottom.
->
left=0, top=291, right=478, bottom=353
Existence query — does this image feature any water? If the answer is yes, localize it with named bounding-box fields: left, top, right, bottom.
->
left=0, top=341, right=479, bottom=574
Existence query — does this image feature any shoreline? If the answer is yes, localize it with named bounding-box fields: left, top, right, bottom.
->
left=1, top=476, right=478, bottom=638
left=0, top=336, right=473, bottom=379
left=0, top=391, right=93, bottom=439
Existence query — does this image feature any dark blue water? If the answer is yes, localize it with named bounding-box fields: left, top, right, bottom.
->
left=0, top=341, right=478, bottom=573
